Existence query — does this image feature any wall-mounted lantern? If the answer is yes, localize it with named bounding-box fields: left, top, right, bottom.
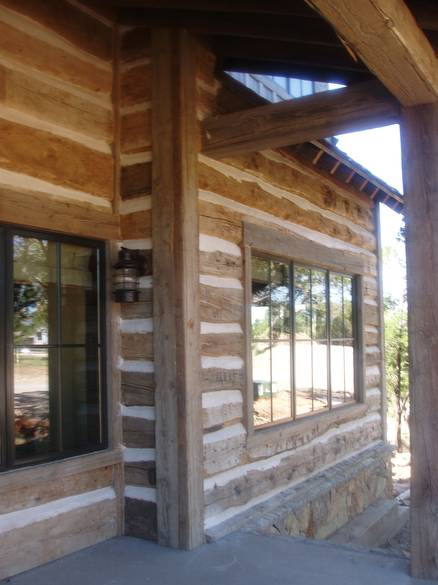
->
left=113, top=247, right=143, bottom=303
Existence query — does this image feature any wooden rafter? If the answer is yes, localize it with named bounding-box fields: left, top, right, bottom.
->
left=307, top=0, right=438, bottom=105
left=202, top=80, right=399, bottom=158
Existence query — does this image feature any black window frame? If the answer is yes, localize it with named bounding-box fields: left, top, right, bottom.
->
left=0, top=224, right=108, bottom=471
left=250, top=251, right=360, bottom=429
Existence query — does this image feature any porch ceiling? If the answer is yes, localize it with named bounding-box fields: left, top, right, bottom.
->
left=108, top=0, right=437, bottom=86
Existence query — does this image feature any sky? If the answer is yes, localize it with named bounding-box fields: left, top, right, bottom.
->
left=334, top=124, right=406, bottom=302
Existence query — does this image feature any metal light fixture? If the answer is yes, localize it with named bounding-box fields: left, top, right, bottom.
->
left=113, top=247, right=141, bottom=303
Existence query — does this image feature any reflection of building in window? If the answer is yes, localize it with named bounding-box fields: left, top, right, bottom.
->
left=227, top=72, right=329, bottom=103
left=251, top=255, right=356, bottom=427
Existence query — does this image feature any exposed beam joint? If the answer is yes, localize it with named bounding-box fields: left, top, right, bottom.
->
left=202, top=80, right=399, bottom=158
left=307, top=0, right=438, bottom=106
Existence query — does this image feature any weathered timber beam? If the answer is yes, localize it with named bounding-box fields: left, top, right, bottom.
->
left=307, top=0, right=438, bottom=106
left=202, top=80, right=399, bottom=159
left=401, top=102, right=438, bottom=580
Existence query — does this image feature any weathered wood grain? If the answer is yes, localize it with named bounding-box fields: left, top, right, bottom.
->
left=120, top=209, right=152, bottom=240
left=121, top=371, right=155, bottom=407
left=402, top=102, right=438, bottom=579
left=199, top=162, right=376, bottom=251
left=202, top=80, right=399, bottom=157
left=199, top=200, right=242, bottom=244
left=308, top=0, right=438, bottom=106
left=121, top=63, right=151, bottom=107
left=201, top=333, right=244, bottom=357
left=121, top=161, right=152, bottom=199
left=201, top=367, right=245, bottom=393
left=0, top=0, right=113, bottom=61
left=121, top=109, right=151, bottom=154
left=125, top=461, right=156, bottom=487
left=0, top=19, right=111, bottom=95
left=0, top=118, right=113, bottom=198
left=121, top=332, right=154, bottom=361
left=0, top=186, right=119, bottom=239
left=200, top=249, right=243, bottom=279
left=152, top=28, right=204, bottom=549
left=122, top=416, right=155, bottom=448
left=200, top=285, right=244, bottom=324
left=0, top=65, right=113, bottom=142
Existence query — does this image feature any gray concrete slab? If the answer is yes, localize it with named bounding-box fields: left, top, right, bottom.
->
left=2, top=533, right=435, bottom=585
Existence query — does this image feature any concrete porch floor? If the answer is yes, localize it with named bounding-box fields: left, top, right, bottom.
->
left=2, top=533, right=435, bottom=585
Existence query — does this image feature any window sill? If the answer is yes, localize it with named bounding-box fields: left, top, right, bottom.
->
left=0, top=447, right=123, bottom=494
left=247, top=402, right=368, bottom=458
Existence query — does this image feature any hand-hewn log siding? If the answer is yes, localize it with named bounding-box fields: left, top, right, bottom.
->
left=196, top=44, right=386, bottom=535
left=0, top=4, right=122, bottom=579
left=0, top=0, right=116, bottom=240
left=118, top=25, right=157, bottom=541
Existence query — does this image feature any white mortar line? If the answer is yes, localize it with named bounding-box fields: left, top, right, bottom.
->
left=200, top=274, right=242, bottom=290
left=122, top=239, right=152, bottom=251
left=202, top=390, right=243, bottom=409
left=120, top=318, right=153, bottom=334
left=199, top=233, right=241, bottom=257
left=123, top=447, right=156, bottom=463
left=119, top=359, right=154, bottom=374
left=201, top=322, right=242, bottom=335
left=121, top=404, right=155, bottom=420
left=124, top=486, right=156, bottom=503
left=201, top=356, right=244, bottom=370
left=119, top=196, right=152, bottom=215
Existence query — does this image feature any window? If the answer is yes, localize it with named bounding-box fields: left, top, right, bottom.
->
left=251, top=255, right=357, bottom=428
left=0, top=225, right=107, bottom=469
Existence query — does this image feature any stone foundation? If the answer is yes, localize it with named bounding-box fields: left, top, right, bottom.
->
left=206, top=442, right=392, bottom=542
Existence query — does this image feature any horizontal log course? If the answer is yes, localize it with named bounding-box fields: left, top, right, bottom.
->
left=202, top=80, right=400, bottom=158
left=201, top=332, right=244, bottom=358
left=0, top=18, right=111, bottom=96
left=121, top=109, right=152, bottom=154
left=121, top=332, right=154, bottom=361
left=121, top=370, right=155, bottom=407
left=121, top=160, right=152, bottom=199
left=199, top=162, right=376, bottom=252
left=0, top=466, right=113, bottom=515
left=201, top=366, right=245, bottom=393
left=204, top=414, right=382, bottom=517
left=200, top=249, right=243, bottom=280
left=0, top=0, right=113, bottom=62
left=0, top=489, right=117, bottom=580
left=120, top=209, right=152, bottom=240
left=125, top=460, right=156, bottom=488
left=199, top=200, right=243, bottom=244
left=0, top=186, right=119, bottom=240
left=0, top=117, right=113, bottom=198
left=121, top=64, right=151, bottom=108
left=0, top=65, right=113, bottom=143
left=122, top=416, right=155, bottom=449
left=200, top=284, right=244, bottom=324
left=221, top=151, right=374, bottom=231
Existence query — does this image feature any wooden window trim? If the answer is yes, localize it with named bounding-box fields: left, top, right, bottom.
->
left=244, top=222, right=366, bottom=441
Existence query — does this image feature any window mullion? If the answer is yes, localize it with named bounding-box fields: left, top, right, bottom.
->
left=0, top=228, right=7, bottom=468
left=268, top=260, right=273, bottom=423
left=55, top=242, right=63, bottom=453
left=290, top=262, right=296, bottom=420
left=327, top=271, right=332, bottom=410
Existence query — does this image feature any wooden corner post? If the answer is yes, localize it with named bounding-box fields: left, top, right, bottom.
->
left=152, top=28, right=204, bottom=549
left=401, top=102, right=438, bottom=580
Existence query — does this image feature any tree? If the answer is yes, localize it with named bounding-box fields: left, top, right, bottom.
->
left=385, top=299, right=409, bottom=451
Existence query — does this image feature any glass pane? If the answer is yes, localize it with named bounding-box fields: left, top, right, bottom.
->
left=251, top=257, right=270, bottom=340
left=313, top=339, right=328, bottom=410
left=271, top=261, right=290, bottom=340
left=272, top=341, right=291, bottom=421
left=344, top=340, right=355, bottom=402
left=330, top=273, right=344, bottom=340
left=331, top=339, right=345, bottom=406
left=295, top=266, right=311, bottom=339
left=312, top=269, right=327, bottom=340
left=343, top=276, right=353, bottom=339
left=13, top=236, right=56, bottom=346
left=61, top=346, right=102, bottom=451
left=252, top=341, right=271, bottom=426
left=295, top=340, right=313, bottom=415
left=61, top=244, right=99, bottom=345
left=14, top=347, right=54, bottom=460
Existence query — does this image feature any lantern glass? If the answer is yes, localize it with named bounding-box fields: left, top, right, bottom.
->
left=113, top=249, right=141, bottom=303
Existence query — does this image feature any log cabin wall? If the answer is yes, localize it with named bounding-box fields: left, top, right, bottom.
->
left=117, top=25, right=156, bottom=540
left=196, top=45, right=391, bottom=539
left=0, top=2, right=122, bottom=579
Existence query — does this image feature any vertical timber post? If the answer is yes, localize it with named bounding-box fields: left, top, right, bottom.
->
left=152, top=28, right=204, bottom=549
left=401, top=103, right=438, bottom=580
